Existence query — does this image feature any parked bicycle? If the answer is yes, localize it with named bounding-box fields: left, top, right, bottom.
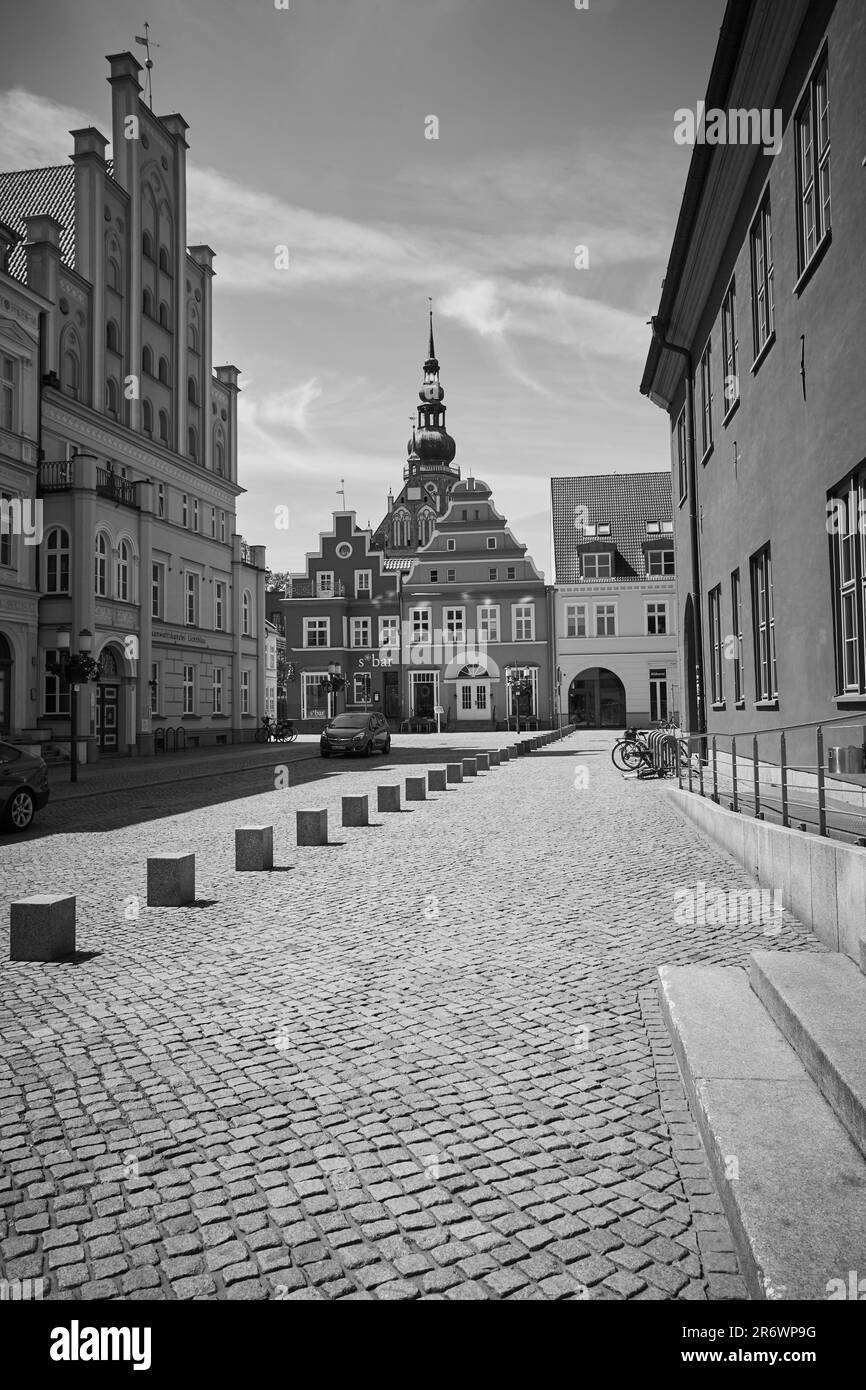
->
left=611, top=724, right=696, bottom=776
left=255, top=715, right=297, bottom=743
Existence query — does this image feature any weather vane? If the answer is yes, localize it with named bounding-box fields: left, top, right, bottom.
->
left=135, top=23, right=160, bottom=109
left=336, top=478, right=346, bottom=510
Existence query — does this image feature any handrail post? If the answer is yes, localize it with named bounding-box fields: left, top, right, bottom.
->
left=698, top=740, right=705, bottom=797
left=817, top=725, right=827, bottom=837
left=712, top=736, right=718, bottom=803
left=732, top=735, right=738, bottom=813
left=780, top=730, right=789, bottom=828
left=677, top=737, right=683, bottom=789
left=688, top=736, right=693, bottom=793
left=753, top=735, right=761, bottom=819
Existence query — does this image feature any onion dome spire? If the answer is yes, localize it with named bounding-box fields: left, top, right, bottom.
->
left=408, top=301, right=456, bottom=467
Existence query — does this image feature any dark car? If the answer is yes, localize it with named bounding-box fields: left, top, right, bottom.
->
left=320, top=712, right=391, bottom=758
left=0, top=740, right=50, bottom=832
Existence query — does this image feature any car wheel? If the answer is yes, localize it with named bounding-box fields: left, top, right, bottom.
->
left=364, top=741, right=373, bottom=757
left=383, top=738, right=391, bottom=755
left=6, top=788, right=35, bottom=832
left=320, top=748, right=331, bottom=759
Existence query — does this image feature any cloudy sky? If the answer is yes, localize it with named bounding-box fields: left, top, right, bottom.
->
left=0, top=0, right=725, bottom=578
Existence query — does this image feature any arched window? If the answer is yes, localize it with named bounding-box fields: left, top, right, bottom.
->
left=45, top=527, right=70, bottom=594
left=106, top=319, right=120, bottom=352
left=142, top=344, right=153, bottom=376
left=188, top=426, right=198, bottom=462
left=158, top=245, right=171, bottom=273
left=158, top=302, right=170, bottom=329
left=107, top=257, right=121, bottom=292
left=142, top=399, right=153, bottom=435
left=60, top=340, right=80, bottom=399
left=142, top=230, right=154, bottom=259
left=105, top=377, right=119, bottom=416
left=187, top=321, right=199, bottom=352
left=418, top=509, right=434, bottom=546
left=392, top=511, right=409, bottom=548
left=158, top=356, right=169, bottom=384
left=187, top=377, right=198, bottom=405
left=214, top=431, right=225, bottom=476
left=143, top=287, right=154, bottom=318
left=158, top=409, right=169, bottom=443
left=116, top=539, right=131, bottom=602
left=94, top=532, right=109, bottom=597
left=242, top=590, right=251, bottom=637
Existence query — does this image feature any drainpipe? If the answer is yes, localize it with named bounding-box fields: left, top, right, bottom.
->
left=651, top=317, right=705, bottom=736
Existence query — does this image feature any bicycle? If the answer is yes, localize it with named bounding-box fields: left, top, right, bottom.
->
left=611, top=725, right=697, bottom=776
left=255, top=715, right=297, bottom=743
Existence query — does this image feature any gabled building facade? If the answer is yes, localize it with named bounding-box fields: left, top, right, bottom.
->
left=551, top=474, right=678, bottom=728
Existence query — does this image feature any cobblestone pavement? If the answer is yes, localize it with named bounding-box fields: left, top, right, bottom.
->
left=0, top=733, right=823, bottom=1301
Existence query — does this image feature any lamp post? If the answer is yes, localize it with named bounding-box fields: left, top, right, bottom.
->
left=319, top=661, right=347, bottom=719
left=508, top=666, right=534, bottom=733
left=48, top=628, right=100, bottom=783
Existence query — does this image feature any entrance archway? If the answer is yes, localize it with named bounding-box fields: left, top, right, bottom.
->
left=96, top=644, right=122, bottom=754
left=568, top=667, right=626, bottom=728
left=0, top=633, right=12, bottom=735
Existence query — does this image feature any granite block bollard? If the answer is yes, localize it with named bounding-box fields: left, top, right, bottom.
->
left=297, top=809, right=328, bottom=846
left=428, top=769, right=448, bottom=791
left=10, top=895, right=76, bottom=961
left=488, top=750, right=501, bottom=767
left=446, top=763, right=463, bottom=784
left=342, top=795, right=369, bottom=827
left=405, top=776, right=427, bottom=801
left=378, top=785, right=401, bottom=812
left=476, top=753, right=490, bottom=772
left=499, top=747, right=510, bottom=762
left=462, top=758, right=478, bottom=777
left=235, top=826, right=274, bottom=872
left=147, top=854, right=196, bottom=907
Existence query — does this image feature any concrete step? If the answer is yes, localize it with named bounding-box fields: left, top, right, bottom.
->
left=659, top=962, right=866, bottom=1300
left=749, top=950, right=866, bottom=1162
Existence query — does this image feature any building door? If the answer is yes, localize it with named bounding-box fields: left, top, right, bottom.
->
left=457, top=680, right=491, bottom=721
left=96, top=646, right=121, bottom=753
left=569, top=668, right=626, bottom=728
left=649, top=668, right=669, bottom=722
left=383, top=669, right=400, bottom=721
left=409, top=671, right=438, bottom=718
left=0, top=634, right=11, bottom=735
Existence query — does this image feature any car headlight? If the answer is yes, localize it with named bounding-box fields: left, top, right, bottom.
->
left=352, top=732, right=366, bottom=743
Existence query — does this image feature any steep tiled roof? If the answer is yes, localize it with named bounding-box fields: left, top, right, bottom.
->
left=0, top=160, right=116, bottom=282
left=551, top=472, right=673, bottom=583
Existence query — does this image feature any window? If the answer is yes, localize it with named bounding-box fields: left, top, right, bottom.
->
left=649, top=669, right=669, bottom=723
left=487, top=537, right=496, bottom=550
left=731, top=569, right=744, bottom=704
left=595, top=604, right=616, bottom=637
left=506, top=566, right=516, bottom=581
left=142, top=399, right=153, bottom=435
left=430, top=569, right=439, bottom=583
left=220, top=511, right=226, bottom=544
left=142, top=230, right=154, bottom=260
left=645, top=520, right=673, bottom=535
left=44, top=649, right=70, bottom=716
left=647, top=548, right=675, bottom=577
left=796, top=56, right=831, bottom=273
left=477, top=606, right=500, bottom=642
left=379, top=616, right=400, bottom=656
left=94, top=532, right=109, bottom=597
left=183, top=665, right=195, bottom=715
left=304, top=618, right=329, bottom=648
left=410, top=607, right=431, bottom=642
left=214, top=581, right=227, bottom=632
left=188, top=427, right=198, bottom=462
left=157, top=483, right=165, bottom=518
left=699, top=340, right=713, bottom=458
left=830, top=477, right=862, bottom=693
left=107, top=257, right=121, bottom=292
left=676, top=408, right=687, bottom=503
left=158, top=302, right=170, bottom=329
left=489, top=567, right=498, bottom=581
left=444, top=608, right=465, bottom=640
left=142, top=345, right=154, bottom=377
left=750, top=545, right=777, bottom=702
left=212, top=667, right=223, bottom=716
left=242, top=590, right=251, bottom=636
left=151, top=561, right=165, bottom=620
left=446, top=568, right=456, bottom=583
left=45, top=528, right=70, bottom=594
left=582, top=552, right=612, bottom=580
left=116, top=540, right=131, bottom=602
left=214, top=435, right=225, bottom=476
left=316, top=571, right=334, bottom=598
left=647, top=602, right=668, bottom=637
left=355, top=570, right=371, bottom=598
left=0, top=492, right=12, bottom=568
left=159, top=246, right=171, bottom=274
left=192, top=499, right=199, bottom=533
left=105, top=377, right=119, bottom=416
left=722, top=281, right=739, bottom=415
left=446, top=538, right=456, bottom=552
left=158, top=356, right=169, bottom=384
left=241, top=670, right=250, bottom=715
left=210, top=507, right=216, bottom=538
left=750, top=195, right=775, bottom=358
left=143, top=287, right=154, bottom=317
left=418, top=511, right=434, bottom=546
left=351, top=617, right=371, bottom=648
left=188, top=322, right=199, bottom=352
left=150, top=663, right=160, bottom=716
left=353, top=672, right=372, bottom=705
left=106, top=319, right=120, bottom=353
left=181, top=494, right=188, bottom=528
left=185, top=571, right=199, bottom=626
left=302, top=672, right=328, bottom=719
left=708, top=586, right=724, bottom=704
left=188, top=377, right=198, bottom=405
left=158, top=409, right=169, bottom=444
left=392, top=512, right=410, bottom=547
left=565, top=603, right=587, bottom=639
left=1, top=354, right=15, bottom=430
left=513, top=605, right=535, bottom=641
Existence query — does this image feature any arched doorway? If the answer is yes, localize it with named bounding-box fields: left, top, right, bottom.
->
left=96, top=645, right=121, bottom=753
left=0, top=633, right=12, bottom=735
left=569, top=667, right=626, bottom=728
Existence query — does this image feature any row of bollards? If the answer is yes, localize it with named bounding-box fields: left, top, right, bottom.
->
left=8, top=725, right=576, bottom=957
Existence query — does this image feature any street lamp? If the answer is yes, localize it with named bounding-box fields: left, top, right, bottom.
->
left=319, top=661, right=347, bottom=719
left=48, top=628, right=101, bottom=783
left=507, top=666, right=534, bottom=733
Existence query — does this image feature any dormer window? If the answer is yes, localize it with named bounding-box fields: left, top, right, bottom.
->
left=582, top=552, right=612, bottom=579
left=646, top=520, right=674, bottom=535
left=647, top=549, right=675, bottom=576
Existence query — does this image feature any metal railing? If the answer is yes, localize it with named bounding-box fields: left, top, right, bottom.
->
left=678, top=715, right=866, bottom=845
left=96, top=468, right=138, bottom=508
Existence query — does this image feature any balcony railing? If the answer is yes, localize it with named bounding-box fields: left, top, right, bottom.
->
left=37, top=460, right=138, bottom=509
left=37, top=460, right=74, bottom=492
left=284, top=579, right=348, bottom=599
left=96, top=468, right=138, bottom=508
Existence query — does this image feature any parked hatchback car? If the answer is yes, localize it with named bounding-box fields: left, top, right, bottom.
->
left=320, top=712, right=391, bottom=758
left=0, top=740, right=50, bottom=831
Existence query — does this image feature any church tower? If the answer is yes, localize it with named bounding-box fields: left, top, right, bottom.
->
left=373, top=309, right=461, bottom=554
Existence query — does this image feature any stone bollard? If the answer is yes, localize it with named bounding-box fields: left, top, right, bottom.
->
left=297, top=809, right=328, bottom=846
left=499, top=747, right=510, bottom=762
left=342, top=794, right=369, bottom=827
left=446, top=763, right=464, bottom=784
left=516, top=743, right=528, bottom=756
left=235, top=826, right=274, bottom=872
left=405, top=776, right=426, bottom=801
left=488, top=750, right=501, bottom=768
left=476, top=753, right=490, bottom=772
left=147, top=854, right=195, bottom=907
left=378, top=785, right=401, bottom=812
left=10, top=895, right=76, bottom=961
left=428, top=769, right=448, bottom=792
left=462, top=758, right=478, bottom=778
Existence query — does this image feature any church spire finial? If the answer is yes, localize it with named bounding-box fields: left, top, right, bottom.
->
left=428, top=297, right=435, bottom=363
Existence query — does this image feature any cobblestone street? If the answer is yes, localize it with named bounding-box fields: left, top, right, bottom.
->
left=0, top=734, right=822, bottom=1301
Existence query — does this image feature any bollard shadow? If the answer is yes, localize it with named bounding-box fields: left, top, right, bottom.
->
left=52, top=949, right=103, bottom=965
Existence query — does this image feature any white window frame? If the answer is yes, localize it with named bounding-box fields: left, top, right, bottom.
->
left=185, top=571, right=199, bottom=627
left=213, top=666, right=223, bottom=716
left=512, top=604, right=535, bottom=642
left=241, top=669, right=251, bottom=716
left=699, top=339, right=713, bottom=458
left=182, top=664, right=195, bottom=715
left=214, top=580, right=227, bottom=632
left=477, top=605, right=500, bottom=643
left=316, top=571, right=334, bottom=598
left=647, top=548, right=675, bottom=577
left=150, top=662, right=160, bottom=716
left=45, top=527, right=70, bottom=595
left=594, top=603, right=617, bottom=637
left=351, top=616, right=371, bottom=648
left=242, top=590, right=251, bottom=637
left=646, top=601, right=668, bottom=637
left=676, top=408, right=687, bottom=504
left=446, top=538, right=456, bottom=552
left=410, top=606, right=431, bottom=643
left=722, top=280, right=739, bottom=417
left=181, top=494, right=188, bottom=529
left=301, top=671, right=328, bottom=720
left=355, top=569, right=372, bottom=599
left=304, top=617, right=330, bottom=648
left=379, top=615, right=400, bottom=655
left=352, top=672, right=372, bottom=706
left=582, top=552, right=612, bottom=580
left=151, top=561, right=165, bottom=620
left=0, top=353, right=15, bottom=431
left=565, top=603, right=587, bottom=639
left=444, top=607, right=466, bottom=640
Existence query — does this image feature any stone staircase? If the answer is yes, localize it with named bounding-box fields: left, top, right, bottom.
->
left=659, top=945, right=866, bottom=1300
